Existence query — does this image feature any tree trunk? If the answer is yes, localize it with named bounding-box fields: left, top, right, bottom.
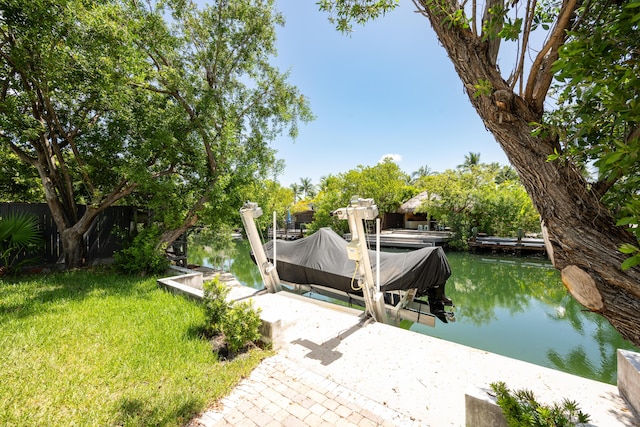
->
left=159, top=222, right=195, bottom=250
left=61, top=228, right=85, bottom=269
left=157, top=208, right=201, bottom=250
left=420, top=4, right=640, bottom=345
left=34, top=161, right=102, bottom=268
left=158, top=193, right=211, bottom=249
left=52, top=204, right=104, bottom=269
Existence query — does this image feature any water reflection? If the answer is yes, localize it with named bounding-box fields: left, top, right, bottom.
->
left=448, top=255, right=562, bottom=324
left=412, top=252, right=638, bottom=384
left=190, top=240, right=638, bottom=384
left=189, top=242, right=264, bottom=289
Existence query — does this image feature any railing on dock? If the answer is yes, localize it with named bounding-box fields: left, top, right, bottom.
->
left=468, top=235, right=546, bottom=256
left=343, top=229, right=453, bottom=249
left=268, top=221, right=307, bottom=240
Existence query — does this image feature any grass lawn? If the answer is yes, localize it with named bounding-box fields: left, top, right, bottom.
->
left=0, top=269, right=270, bottom=426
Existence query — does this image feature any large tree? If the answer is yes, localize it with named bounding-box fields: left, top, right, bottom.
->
left=320, top=0, right=640, bottom=345
left=0, top=0, right=310, bottom=267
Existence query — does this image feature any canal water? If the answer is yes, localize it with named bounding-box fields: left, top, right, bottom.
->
left=188, top=240, right=638, bottom=385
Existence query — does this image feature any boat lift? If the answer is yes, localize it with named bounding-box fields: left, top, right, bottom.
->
left=330, top=197, right=388, bottom=323
left=240, top=198, right=453, bottom=327
left=239, top=202, right=281, bottom=293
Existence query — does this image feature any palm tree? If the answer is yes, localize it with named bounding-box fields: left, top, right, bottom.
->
left=299, top=177, right=315, bottom=199
left=411, top=165, right=433, bottom=183
left=318, top=175, right=329, bottom=191
left=306, top=187, right=317, bottom=198
left=459, top=152, right=481, bottom=170
left=0, top=212, right=42, bottom=275
left=290, top=183, right=301, bottom=203
left=318, top=174, right=336, bottom=192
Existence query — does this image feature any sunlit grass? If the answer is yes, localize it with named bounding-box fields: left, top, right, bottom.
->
left=0, top=270, right=269, bottom=426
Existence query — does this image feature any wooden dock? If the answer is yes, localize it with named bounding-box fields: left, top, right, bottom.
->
left=344, top=229, right=453, bottom=249
left=468, top=235, right=547, bottom=256
left=271, top=227, right=304, bottom=240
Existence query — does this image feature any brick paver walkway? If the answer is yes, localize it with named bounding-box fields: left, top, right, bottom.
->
left=188, top=355, right=421, bottom=427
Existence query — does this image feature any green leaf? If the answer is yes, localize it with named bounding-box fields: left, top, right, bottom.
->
left=616, top=217, right=635, bottom=226
left=619, top=243, right=639, bottom=254
left=499, top=17, right=523, bottom=41
left=604, top=152, right=623, bottom=164
left=621, top=254, right=640, bottom=270
left=546, top=148, right=560, bottom=162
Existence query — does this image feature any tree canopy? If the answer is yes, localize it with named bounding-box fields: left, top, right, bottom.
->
left=0, top=0, right=311, bottom=267
left=306, top=159, right=417, bottom=233
left=416, top=164, right=540, bottom=247
left=279, top=157, right=538, bottom=248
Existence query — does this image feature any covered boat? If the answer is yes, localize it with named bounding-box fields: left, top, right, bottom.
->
left=263, top=227, right=451, bottom=299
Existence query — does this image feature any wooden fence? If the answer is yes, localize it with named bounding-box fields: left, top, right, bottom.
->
left=0, top=203, right=139, bottom=265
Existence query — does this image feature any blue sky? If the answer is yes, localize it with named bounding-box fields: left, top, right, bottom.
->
left=269, top=0, right=509, bottom=188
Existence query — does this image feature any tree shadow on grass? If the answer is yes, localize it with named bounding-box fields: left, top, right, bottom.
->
left=0, top=269, right=153, bottom=321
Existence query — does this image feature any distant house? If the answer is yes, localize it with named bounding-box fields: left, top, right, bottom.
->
left=396, top=191, right=437, bottom=230
left=293, top=209, right=314, bottom=226
left=289, top=202, right=315, bottom=232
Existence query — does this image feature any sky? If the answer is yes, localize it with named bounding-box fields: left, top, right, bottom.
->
left=268, top=0, right=510, bottom=188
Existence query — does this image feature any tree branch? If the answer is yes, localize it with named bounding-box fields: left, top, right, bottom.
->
left=209, top=0, right=225, bottom=89
left=482, top=0, right=502, bottom=67
left=3, top=135, right=37, bottom=166
left=97, top=180, right=138, bottom=211
left=591, top=179, right=616, bottom=200
left=509, top=0, right=536, bottom=94
left=471, top=0, right=477, bottom=36
left=130, top=81, right=173, bottom=95
left=33, top=85, right=77, bottom=219
left=626, top=124, right=640, bottom=146
left=524, top=0, right=578, bottom=113
left=36, top=82, right=96, bottom=196
left=3, top=34, right=78, bottom=219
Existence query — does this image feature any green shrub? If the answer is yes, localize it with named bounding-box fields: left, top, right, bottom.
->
left=114, top=225, right=169, bottom=275
left=203, top=277, right=231, bottom=336
left=202, top=277, right=263, bottom=356
left=491, top=381, right=591, bottom=426
left=223, top=300, right=262, bottom=355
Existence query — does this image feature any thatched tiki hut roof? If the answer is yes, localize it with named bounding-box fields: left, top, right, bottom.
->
left=397, top=191, right=431, bottom=214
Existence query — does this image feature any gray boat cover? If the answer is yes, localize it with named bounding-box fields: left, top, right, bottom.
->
left=263, top=227, right=451, bottom=297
